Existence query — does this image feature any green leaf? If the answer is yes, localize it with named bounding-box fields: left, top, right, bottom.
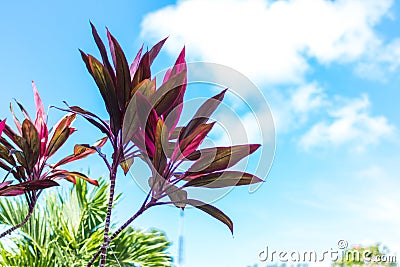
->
left=182, top=171, right=263, bottom=188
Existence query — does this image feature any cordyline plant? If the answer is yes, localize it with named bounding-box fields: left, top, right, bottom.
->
left=58, top=23, right=264, bottom=267
left=0, top=83, right=103, bottom=239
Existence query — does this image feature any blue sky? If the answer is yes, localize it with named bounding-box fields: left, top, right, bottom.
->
left=1, top=0, right=400, bottom=266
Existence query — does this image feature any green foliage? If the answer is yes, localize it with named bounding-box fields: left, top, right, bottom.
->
left=0, top=179, right=173, bottom=267
left=333, top=243, right=397, bottom=267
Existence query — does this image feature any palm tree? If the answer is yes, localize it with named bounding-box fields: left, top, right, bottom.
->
left=0, top=178, right=173, bottom=266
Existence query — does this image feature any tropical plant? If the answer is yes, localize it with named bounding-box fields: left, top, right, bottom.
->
left=60, top=24, right=264, bottom=266
left=0, top=178, right=173, bottom=267
left=0, top=84, right=102, bottom=239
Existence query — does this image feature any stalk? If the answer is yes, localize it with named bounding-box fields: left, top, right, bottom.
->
left=99, top=149, right=121, bottom=267
left=87, top=194, right=152, bottom=266
left=0, top=196, right=36, bottom=239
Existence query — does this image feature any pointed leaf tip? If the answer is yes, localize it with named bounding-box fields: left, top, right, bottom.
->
left=182, top=199, right=233, bottom=234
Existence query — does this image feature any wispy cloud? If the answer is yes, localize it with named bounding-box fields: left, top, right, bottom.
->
left=355, top=38, right=400, bottom=81
left=269, top=83, right=328, bottom=133
left=299, top=94, right=395, bottom=151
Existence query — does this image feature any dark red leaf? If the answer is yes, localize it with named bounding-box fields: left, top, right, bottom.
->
left=151, top=70, right=187, bottom=119
left=86, top=54, right=120, bottom=135
left=163, top=47, right=186, bottom=83
left=22, top=119, right=40, bottom=168
left=107, top=29, right=131, bottom=109
left=178, top=199, right=233, bottom=234
left=131, top=51, right=151, bottom=91
left=0, top=144, right=16, bottom=167
left=174, top=123, right=214, bottom=160
left=48, top=170, right=98, bottom=186
left=135, top=92, right=159, bottom=158
left=148, top=37, right=168, bottom=65
left=47, top=114, right=76, bottom=157
left=56, top=104, right=111, bottom=138
left=130, top=45, right=143, bottom=78
left=122, top=79, right=156, bottom=146
left=182, top=171, right=263, bottom=188
left=153, top=119, right=168, bottom=176
left=186, top=144, right=261, bottom=175
left=90, top=22, right=115, bottom=80
left=180, top=89, right=227, bottom=140
left=0, top=179, right=59, bottom=196
left=52, top=137, right=107, bottom=168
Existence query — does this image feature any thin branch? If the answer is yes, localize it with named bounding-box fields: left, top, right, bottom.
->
left=87, top=191, right=153, bottom=266
left=99, top=147, right=122, bottom=267
left=0, top=195, right=37, bottom=239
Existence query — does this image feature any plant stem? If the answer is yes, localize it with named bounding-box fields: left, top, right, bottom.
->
left=87, top=195, right=152, bottom=266
left=99, top=150, right=120, bottom=267
left=0, top=198, right=36, bottom=239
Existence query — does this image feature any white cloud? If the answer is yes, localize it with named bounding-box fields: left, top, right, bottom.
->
left=355, top=38, right=400, bottom=80
left=299, top=94, right=395, bottom=151
left=141, top=0, right=393, bottom=85
left=269, top=83, right=328, bottom=133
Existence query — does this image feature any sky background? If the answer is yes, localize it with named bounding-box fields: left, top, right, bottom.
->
left=1, top=0, right=400, bottom=266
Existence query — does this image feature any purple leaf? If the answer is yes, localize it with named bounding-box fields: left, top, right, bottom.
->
left=182, top=171, right=263, bottom=188
left=180, top=89, right=227, bottom=140
left=107, top=29, right=131, bottom=108
left=185, top=144, right=261, bottom=176
left=153, top=119, right=168, bottom=176
left=174, top=123, right=214, bottom=160
left=22, top=119, right=40, bottom=169
left=135, top=92, right=159, bottom=158
left=148, top=37, right=168, bottom=65
left=47, top=114, right=76, bottom=157
left=90, top=22, right=115, bottom=80
left=177, top=199, right=233, bottom=234
left=131, top=51, right=151, bottom=91
left=52, top=137, right=108, bottom=168
left=163, top=47, right=186, bottom=83
left=130, top=45, right=143, bottom=78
